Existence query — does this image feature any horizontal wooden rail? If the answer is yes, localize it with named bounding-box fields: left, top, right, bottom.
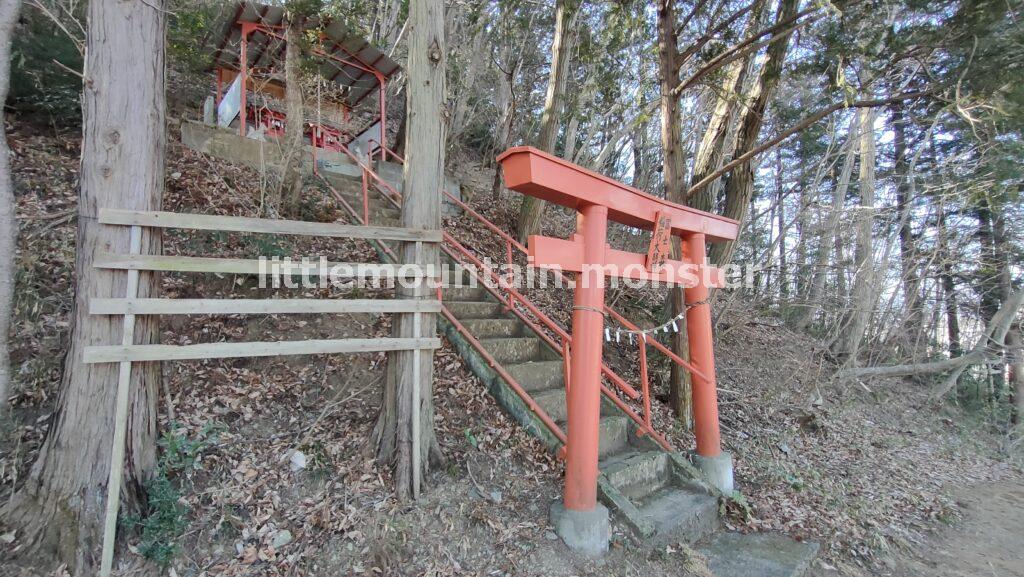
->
left=83, top=337, right=441, bottom=363
left=90, top=298, right=441, bottom=316
left=94, top=253, right=432, bottom=278
left=99, top=209, right=441, bottom=242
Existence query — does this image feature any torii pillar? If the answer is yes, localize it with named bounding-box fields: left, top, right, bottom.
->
left=498, top=147, right=739, bottom=555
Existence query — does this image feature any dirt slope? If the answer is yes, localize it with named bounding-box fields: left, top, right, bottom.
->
left=885, top=481, right=1024, bottom=577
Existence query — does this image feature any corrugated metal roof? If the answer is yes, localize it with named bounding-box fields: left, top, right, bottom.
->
left=212, top=1, right=401, bottom=108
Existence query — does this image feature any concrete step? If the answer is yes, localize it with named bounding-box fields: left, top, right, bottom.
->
left=446, top=301, right=504, bottom=320
left=457, top=318, right=522, bottom=338
left=323, top=161, right=368, bottom=181
left=481, top=337, right=541, bottom=364
left=636, top=486, right=719, bottom=544
left=441, top=266, right=473, bottom=287
left=533, top=388, right=567, bottom=422
left=600, top=450, right=670, bottom=500
left=323, top=181, right=362, bottom=198
left=374, top=207, right=402, bottom=220
left=505, top=361, right=564, bottom=391
left=697, top=532, right=819, bottom=577
left=598, top=416, right=629, bottom=459
left=443, top=286, right=488, bottom=302
left=338, top=192, right=398, bottom=212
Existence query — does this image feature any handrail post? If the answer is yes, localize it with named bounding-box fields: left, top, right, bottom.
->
left=683, top=232, right=734, bottom=493
left=361, top=168, right=369, bottom=225
left=504, top=239, right=514, bottom=311
left=311, top=125, right=318, bottom=176
left=215, top=67, right=223, bottom=106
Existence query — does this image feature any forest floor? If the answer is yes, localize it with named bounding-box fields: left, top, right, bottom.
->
left=883, top=481, right=1024, bottom=577
left=1, top=120, right=1022, bottom=576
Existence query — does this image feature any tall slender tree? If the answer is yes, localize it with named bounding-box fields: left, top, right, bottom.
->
left=0, top=0, right=21, bottom=416
left=656, top=0, right=694, bottom=424
left=371, top=0, right=446, bottom=501
left=1, top=0, right=166, bottom=572
left=792, top=116, right=859, bottom=331
left=831, top=107, right=877, bottom=364
left=280, top=10, right=306, bottom=215
left=891, top=102, right=924, bottom=354
left=514, top=0, right=578, bottom=244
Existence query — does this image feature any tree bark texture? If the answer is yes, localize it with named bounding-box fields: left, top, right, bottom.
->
left=688, top=0, right=764, bottom=213
left=688, top=58, right=744, bottom=214
left=1008, top=326, right=1023, bottom=425
left=2, top=0, right=165, bottom=572
left=657, top=0, right=694, bottom=426
left=0, top=0, right=21, bottom=415
left=936, top=201, right=962, bottom=357
left=775, top=150, right=788, bottom=298
left=831, top=108, right=876, bottom=364
left=282, top=18, right=305, bottom=216
left=709, top=0, right=799, bottom=267
left=371, top=0, right=446, bottom=501
left=515, top=0, right=577, bottom=244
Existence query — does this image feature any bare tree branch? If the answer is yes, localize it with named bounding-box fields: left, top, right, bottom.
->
left=685, top=90, right=935, bottom=201
left=835, top=288, right=1024, bottom=391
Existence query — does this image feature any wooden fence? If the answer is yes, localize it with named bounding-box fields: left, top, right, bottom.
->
left=93, top=208, right=441, bottom=576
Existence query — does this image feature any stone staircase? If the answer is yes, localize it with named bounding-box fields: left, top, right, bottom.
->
left=321, top=169, right=723, bottom=542
left=182, top=125, right=820, bottom=576
left=316, top=165, right=820, bottom=576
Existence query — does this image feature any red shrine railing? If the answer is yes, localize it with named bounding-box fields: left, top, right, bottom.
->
left=315, top=139, right=707, bottom=454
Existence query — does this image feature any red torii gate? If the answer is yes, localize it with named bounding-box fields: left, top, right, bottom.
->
left=498, top=147, right=739, bottom=554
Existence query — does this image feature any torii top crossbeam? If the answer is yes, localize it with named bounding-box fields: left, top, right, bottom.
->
left=498, top=146, right=738, bottom=242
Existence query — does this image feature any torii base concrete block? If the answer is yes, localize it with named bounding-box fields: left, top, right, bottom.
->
left=691, top=451, right=735, bottom=494
left=550, top=501, right=610, bottom=557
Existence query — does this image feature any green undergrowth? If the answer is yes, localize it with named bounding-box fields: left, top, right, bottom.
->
left=125, top=422, right=224, bottom=568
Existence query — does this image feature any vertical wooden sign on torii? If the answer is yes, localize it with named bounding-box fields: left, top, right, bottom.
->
left=497, top=147, right=739, bottom=555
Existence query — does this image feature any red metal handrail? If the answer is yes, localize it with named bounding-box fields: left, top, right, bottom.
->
left=316, top=173, right=569, bottom=447
left=441, top=234, right=671, bottom=451
left=392, top=170, right=678, bottom=443
left=440, top=189, right=700, bottom=386
left=320, top=153, right=689, bottom=453
left=368, top=139, right=406, bottom=164
left=442, top=308, right=568, bottom=446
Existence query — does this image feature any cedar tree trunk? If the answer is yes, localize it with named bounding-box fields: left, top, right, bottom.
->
left=2, top=0, right=165, bottom=572
left=371, top=0, right=446, bottom=501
